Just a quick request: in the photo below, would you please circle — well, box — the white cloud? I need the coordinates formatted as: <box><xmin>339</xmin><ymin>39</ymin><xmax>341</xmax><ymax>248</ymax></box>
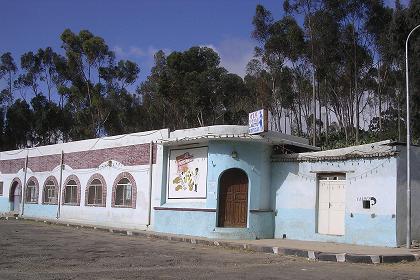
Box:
<box><xmin>113</xmin><ymin>45</ymin><xmax>146</xmax><ymax>58</ymax></box>
<box><xmin>201</xmin><ymin>38</ymin><xmax>255</xmax><ymax>78</ymax></box>
<box><xmin>113</xmin><ymin>40</ymin><xmax>254</xmax><ymax>79</ymax></box>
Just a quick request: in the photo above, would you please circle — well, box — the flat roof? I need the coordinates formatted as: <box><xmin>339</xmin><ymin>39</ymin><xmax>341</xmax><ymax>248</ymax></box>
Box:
<box><xmin>159</xmin><ymin>125</ymin><xmax>318</xmax><ymax>151</ymax></box>
<box><xmin>273</xmin><ymin>140</ymin><xmax>398</xmax><ymax>162</ymax></box>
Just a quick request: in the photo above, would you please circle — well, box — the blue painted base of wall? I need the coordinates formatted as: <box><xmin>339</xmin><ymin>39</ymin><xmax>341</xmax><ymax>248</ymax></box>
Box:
<box><xmin>249</xmin><ymin>212</ymin><xmax>274</xmax><ymax>239</ymax></box>
<box><xmin>275</xmin><ymin>208</ymin><xmax>397</xmax><ymax>247</ymax></box>
<box><xmin>0</xmin><ymin>197</ymin><xmax>9</xmax><ymax>213</ymax></box>
<box><xmin>154</xmin><ymin>210</ymin><xmax>274</xmax><ymax>239</ymax></box>
<box><xmin>154</xmin><ymin>210</ymin><xmax>216</xmax><ymax>237</ymax></box>
<box><xmin>23</xmin><ymin>204</ymin><xmax>58</xmax><ymax>219</ymax></box>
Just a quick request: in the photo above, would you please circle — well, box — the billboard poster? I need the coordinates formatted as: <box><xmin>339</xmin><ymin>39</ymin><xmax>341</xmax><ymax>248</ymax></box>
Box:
<box><xmin>168</xmin><ymin>147</ymin><xmax>208</xmax><ymax>199</ymax></box>
<box><xmin>249</xmin><ymin>109</ymin><xmax>268</xmax><ymax>134</ymax></box>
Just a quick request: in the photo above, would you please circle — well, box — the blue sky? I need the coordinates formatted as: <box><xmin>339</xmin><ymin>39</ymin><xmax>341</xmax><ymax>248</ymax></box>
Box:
<box><xmin>1</xmin><ymin>0</ymin><xmax>407</xmax><ymax>90</ymax></box>
<box><xmin>1</xmin><ymin>0</ymin><xmax>287</xmax><ymax>84</ymax></box>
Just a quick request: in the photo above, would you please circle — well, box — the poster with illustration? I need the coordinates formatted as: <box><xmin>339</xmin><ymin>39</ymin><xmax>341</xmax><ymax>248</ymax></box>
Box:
<box><xmin>168</xmin><ymin>147</ymin><xmax>208</xmax><ymax>199</ymax></box>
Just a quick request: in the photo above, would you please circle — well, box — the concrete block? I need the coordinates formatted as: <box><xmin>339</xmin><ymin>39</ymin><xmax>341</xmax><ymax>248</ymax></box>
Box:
<box><xmin>381</xmin><ymin>254</ymin><xmax>417</xmax><ymax>263</ymax></box>
<box><xmin>345</xmin><ymin>254</ymin><xmax>375</xmax><ymax>264</ymax></box>
<box><xmin>317</xmin><ymin>253</ymin><xmax>339</xmax><ymax>262</ymax></box>
<box><xmin>282</xmin><ymin>248</ymin><xmax>309</xmax><ymax>258</ymax></box>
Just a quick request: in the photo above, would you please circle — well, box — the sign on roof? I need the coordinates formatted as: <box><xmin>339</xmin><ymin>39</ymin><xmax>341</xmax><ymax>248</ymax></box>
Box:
<box><xmin>249</xmin><ymin>109</ymin><xmax>268</xmax><ymax>135</ymax></box>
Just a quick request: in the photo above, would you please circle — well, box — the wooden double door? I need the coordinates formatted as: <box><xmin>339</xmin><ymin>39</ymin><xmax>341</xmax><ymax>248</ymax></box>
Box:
<box><xmin>218</xmin><ymin>169</ymin><xmax>248</xmax><ymax>228</ymax></box>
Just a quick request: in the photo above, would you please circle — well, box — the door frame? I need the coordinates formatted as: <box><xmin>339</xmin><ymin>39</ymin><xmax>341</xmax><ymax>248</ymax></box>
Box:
<box><xmin>9</xmin><ymin>178</ymin><xmax>22</xmax><ymax>212</ymax></box>
<box><xmin>316</xmin><ymin>173</ymin><xmax>346</xmax><ymax>235</ymax></box>
<box><xmin>216</xmin><ymin>168</ymin><xmax>249</xmax><ymax>228</ymax></box>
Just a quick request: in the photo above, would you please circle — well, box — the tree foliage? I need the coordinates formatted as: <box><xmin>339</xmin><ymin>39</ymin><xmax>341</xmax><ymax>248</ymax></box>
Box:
<box><xmin>0</xmin><ymin>1</ymin><xmax>419</xmax><ymax>151</ymax></box>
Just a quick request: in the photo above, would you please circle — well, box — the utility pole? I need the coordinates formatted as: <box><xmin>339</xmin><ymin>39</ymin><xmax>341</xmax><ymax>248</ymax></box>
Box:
<box><xmin>405</xmin><ymin>24</ymin><xmax>420</xmax><ymax>249</ymax></box>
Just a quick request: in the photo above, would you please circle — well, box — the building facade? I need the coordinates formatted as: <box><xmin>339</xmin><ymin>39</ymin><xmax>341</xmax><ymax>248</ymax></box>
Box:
<box><xmin>0</xmin><ymin>125</ymin><xmax>418</xmax><ymax>247</ymax></box>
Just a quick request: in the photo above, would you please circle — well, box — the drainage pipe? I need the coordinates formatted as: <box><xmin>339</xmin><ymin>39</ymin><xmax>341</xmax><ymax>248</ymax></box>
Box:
<box><xmin>147</xmin><ymin>141</ymin><xmax>153</xmax><ymax>227</ymax></box>
<box><xmin>56</xmin><ymin>151</ymin><xmax>64</xmax><ymax>219</ymax></box>
<box><xmin>20</xmin><ymin>154</ymin><xmax>29</xmax><ymax>216</ymax></box>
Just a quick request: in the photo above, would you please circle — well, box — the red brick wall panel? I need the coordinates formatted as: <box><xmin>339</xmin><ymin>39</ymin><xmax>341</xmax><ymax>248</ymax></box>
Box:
<box><xmin>0</xmin><ymin>158</ymin><xmax>25</xmax><ymax>174</ymax></box>
<box><xmin>0</xmin><ymin>143</ymin><xmax>156</xmax><ymax>174</ymax></box>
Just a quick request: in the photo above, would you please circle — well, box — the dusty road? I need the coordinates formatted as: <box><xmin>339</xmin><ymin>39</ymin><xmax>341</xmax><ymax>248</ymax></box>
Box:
<box><xmin>0</xmin><ymin>220</ymin><xmax>419</xmax><ymax>280</ymax></box>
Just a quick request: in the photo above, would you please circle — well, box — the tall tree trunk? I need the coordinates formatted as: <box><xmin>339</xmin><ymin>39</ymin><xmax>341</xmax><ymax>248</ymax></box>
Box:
<box><xmin>318</xmin><ymin>79</ymin><xmax>322</xmax><ymax>144</ymax></box>
<box><xmin>312</xmin><ymin>70</ymin><xmax>316</xmax><ymax>145</ymax></box>
<box><xmin>325</xmin><ymin>79</ymin><xmax>329</xmax><ymax>146</ymax></box>
<box><xmin>353</xmin><ymin>25</ymin><xmax>359</xmax><ymax>144</ymax></box>
<box><xmin>397</xmin><ymin>90</ymin><xmax>401</xmax><ymax>141</ymax></box>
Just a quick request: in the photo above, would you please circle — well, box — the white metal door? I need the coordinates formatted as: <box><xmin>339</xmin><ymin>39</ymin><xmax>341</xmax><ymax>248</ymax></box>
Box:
<box><xmin>318</xmin><ymin>180</ymin><xmax>330</xmax><ymax>234</ymax></box>
<box><xmin>318</xmin><ymin>180</ymin><xmax>345</xmax><ymax>235</ymax></box>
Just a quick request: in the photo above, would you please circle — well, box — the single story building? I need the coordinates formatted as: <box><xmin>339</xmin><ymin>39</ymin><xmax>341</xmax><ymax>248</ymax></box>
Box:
<box><xmin>0</xmin><ymin>125</ymin><xmax>418</xmax><ymax>247</ymax></box>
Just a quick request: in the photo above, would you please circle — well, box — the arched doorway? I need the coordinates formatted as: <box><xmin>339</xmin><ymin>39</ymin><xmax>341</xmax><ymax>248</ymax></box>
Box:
<box><xmin>9</xmin><ymin>181</ymin><xmax>22</xmax><ymax>212</ymax></box>
<box><xmin>218</xmin><ymin>168</ymin><xmax>248</xmax><ymax>228</ymax></box>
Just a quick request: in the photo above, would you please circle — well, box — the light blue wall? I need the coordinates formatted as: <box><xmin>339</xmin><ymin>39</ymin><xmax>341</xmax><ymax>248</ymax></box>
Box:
<box><xmin>24</xmin><ymin>204</ymin><xmax>58</xmax><ymax>219</ymax></box>
<box><xmin>0</xmin><ymin>197</ymin><xmax>9</xmax><ymax>213</ymax></box>
<box><xmin>207</xmin><ymin>141</ymin><xmax>272</xmax><ymax>210</ymax></box>
<box><xmin>154</xmin><ymin>210</ymin><xmax>216</xmax><ymax>237</ymax></box>
<box><xmin>396</xmin><ymin>146</ymin><xmax>420</xmax><ymax>245</ymax></box>
<box><xmin>275</xmin><ymin>208</ymin><xmax>396</xmax><ymax>247</ymax></box>
<box><xmin>272</xmin><ymin>157</ymin><xmax>398</xmax><ymax>247</ymax></box>
<box><xmin>154</xmin><ymin>141</ymin><xmax>274</xmax><ymax>239</ymax></box>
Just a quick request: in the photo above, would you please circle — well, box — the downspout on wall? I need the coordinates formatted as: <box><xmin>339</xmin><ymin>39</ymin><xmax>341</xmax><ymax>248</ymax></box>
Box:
<box><xmin>147</xmin><ymin>141</ymin><xmax>153</xmax><ymax>227</ymax></box>
<box><xmin>56</xmin><ymin>151</ymin><xmax>64</xmax><ymax>219</ymax></box>
<box><xmin>20</xmin><ymin>154</ymin><xmax>28</xmax><ymax>216</ymax></box>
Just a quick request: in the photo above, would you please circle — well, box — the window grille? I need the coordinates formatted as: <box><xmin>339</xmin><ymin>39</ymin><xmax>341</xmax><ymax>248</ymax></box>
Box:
<box><xmin>44</xmin><ymin>180</ymin><xmax>57</xmax><ymax>204</ymax></box>
<box><xmin>64</xmin><ymin>180</ymin><xmax>78</xmax><ymax>205</ymax></box>
<box><xmin>25</xmin><ymin>180</ymin><xmax>37</xmax><ymax>203</ymax></box>
<box><xmin>115</xmin><ymin>178</ymin><xmax>132</xmax><ymax>207</ymax></box>
<box><xmin>87</xmin><ymin>179</ymin><xmax>103</xmax><ymax>206</ymax></box>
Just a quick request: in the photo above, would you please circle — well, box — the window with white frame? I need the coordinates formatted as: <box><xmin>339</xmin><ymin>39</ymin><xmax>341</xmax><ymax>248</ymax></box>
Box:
<box><xmin>87</xmin><ymin>179</ymin><xmax>103</xmax><ymax>206</ymax></box>
<box><xmin>64</xmin><ymin>180</ymin><xmax>78</xmax><ymax>205</ymax></box>
<box><xmin>25</xmin><ymin>180</ymin><xmax>37</xmax><ymax>203</ymax></box>
<box><xmin>115</xmin><ymin>178</ymin><xmax>132</xmax><ymax>207</ymax></box>
<box><xmin>43</xmin><ymin>180</ymin><xmax>57</xmax><ymax>204</ymax></box>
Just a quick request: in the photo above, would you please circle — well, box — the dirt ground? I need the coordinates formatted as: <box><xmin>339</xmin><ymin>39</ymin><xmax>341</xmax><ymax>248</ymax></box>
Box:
<box><xmin>0</xmin><ymin>219</ymin><xmax>419</xmax><ymax>280</ymax></box>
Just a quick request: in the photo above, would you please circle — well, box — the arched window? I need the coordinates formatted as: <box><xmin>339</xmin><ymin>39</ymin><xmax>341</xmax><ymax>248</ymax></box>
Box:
<box><xmin>43</xmin><ymin>176</ymin><xmax>58</xmax><ymax>204</ymax></box>
<box><xmin>87</xmin><ymin>179</ymin><xmax>103</xmax><ymax>206</ymax></box>
<box><xmin>63</xmin><ymin>175</ymin><xmax>81</xmax><ymax>206</ymax></box>
<box><xmin>112</xmin><ymin>172</ymin><xmax>137</xmax><ymax>208</ymax></box>
<box><xmin>85</xmin><ymin>174</ymin><xmax>107</xmax><ymax>207</ymax></box>
<box><xmin>64</xmin><ymin>180</ymin><xmax>78</xmax><ymax>205</ymax></box>
<box><xmin>115</xmin><ymin>178</ymin><xmax>131</xmax><ymax>206</ymax></box>
<box><xmin>25</xmin><ymin>177</ymin><xmax>39</xmax><ymax>204</ymax></box>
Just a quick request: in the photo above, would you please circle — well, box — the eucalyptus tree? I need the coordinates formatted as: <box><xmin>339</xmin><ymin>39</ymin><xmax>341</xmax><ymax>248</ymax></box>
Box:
<box><xmin>99</xmin><ymin>59</ymin><xmax>141</xmax><ymax>135</ymax></box>
<box><xmin>284</xmin><ymin>0</ymin><xmax>322</xmax><ymax>145</ymax></box>
<box><xmin>4</xmin><ymin>99</ymin><xmax>33</xmax><ymax>149</ymax></box>
<box><xmin>59</xmin><ymin>29</ymin><xmax>114</xmax><ymax>139</ymax></box>
<box><xmin>251</xmin><ymin>4</ymin><xmax>306</xmax><ymax>133</ymax></box>
<box><xmin>0</xmin><ymin>52</ymin><xmax>17</xmax><ymax>104</ymax></box>
<box><xmin>140</xmin><ymin>47</ymin><xmax>248</xmax><ymax>130</ymax></box>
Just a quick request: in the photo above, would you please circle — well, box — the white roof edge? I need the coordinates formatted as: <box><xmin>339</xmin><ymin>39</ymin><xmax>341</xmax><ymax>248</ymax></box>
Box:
<box><xmin>161</xmin><ymin>125</ymin><xmax>317</xmax><ymax>150</ymax></box>
<box><xmin>273</xmin><ymin>140</ymin><xmax>396</xmax><ymax>161</ymax></box>
<box><xmin>0</xmin><ymin>128</ymin><xmax>170</xmax><ymax>160</ymax></box>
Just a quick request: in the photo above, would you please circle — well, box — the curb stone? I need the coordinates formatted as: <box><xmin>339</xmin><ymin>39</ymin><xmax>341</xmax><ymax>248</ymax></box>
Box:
<box><xmin>2</xmin><ymin>216</ymin><xmax>418</xmax><ymax>264</ymax></box>
<box><xmin>317</xmin><ymin>252</ymin><xmax>341</xmax><ymax>262</ymax></box>
<box><xmin>345</xmin><ymin>254</ymin><xmax>377</xmax><ymax>264</ymax></box>
<box><xmin>381</xmin><ymin>254</ymin><xmax>417</xmax><ymax>263</ymax></box>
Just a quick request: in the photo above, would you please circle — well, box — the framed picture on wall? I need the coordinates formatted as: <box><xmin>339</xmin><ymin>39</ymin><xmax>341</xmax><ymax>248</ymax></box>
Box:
<box><xmin>168</xmin><ymin>147</ymin><xmax>208</xmax><ymax>199</ymax></box>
